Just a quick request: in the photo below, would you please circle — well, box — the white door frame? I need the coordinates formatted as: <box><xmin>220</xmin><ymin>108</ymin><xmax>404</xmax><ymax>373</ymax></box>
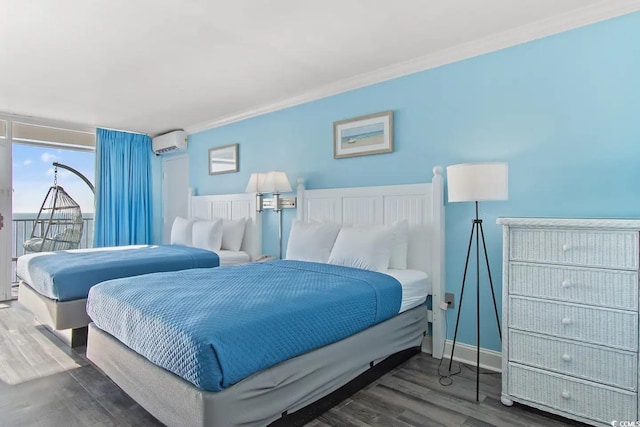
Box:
<box><xmin>0</xmin><ymin>121</ymin><xmax>12</xmax><ymax>301</ymax></box>
<box><xmin>162</xmin><ymin>154</ymin><xmax>189</xmax><ymax>244</ymax></box>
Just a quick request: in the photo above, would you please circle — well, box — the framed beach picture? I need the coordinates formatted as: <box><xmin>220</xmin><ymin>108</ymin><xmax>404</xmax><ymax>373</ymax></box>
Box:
<box><xmin>208</xmin><ymin>143</ymin><xmax>239</xmax><ymax>175</ymax></box>
<box><xmin>333</xmin><ymin>111</ymin><xmax>393</xmax><ymax>159</ymax></box>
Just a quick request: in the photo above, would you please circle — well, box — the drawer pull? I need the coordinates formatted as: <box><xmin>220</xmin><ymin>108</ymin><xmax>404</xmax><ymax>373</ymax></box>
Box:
<box><xmin>561</xmin><ymin>280</ymin><xmax>571</xmax><ymax>288</ymax></box>
<box><xmin>562</xmin><ymin>354</ymin><xmax>572</xmax><ymax>362</ymax></box>
<box><xmin>561</xmin><ymin>317</ymin><xmax>572</xmax><ymax>325</ymax></box>
<box><xmin>561</xmin><ymin>391</ymin><xmax>571</xmax><ymax>400</ymax></box>
<box><xmin>562</xmin><ymin>244</ymin><xmax>571</xmax><ymax>252</ymax></box>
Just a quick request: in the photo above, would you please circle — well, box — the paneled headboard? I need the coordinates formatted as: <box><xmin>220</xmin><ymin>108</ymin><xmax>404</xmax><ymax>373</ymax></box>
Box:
<box><xmin>188</xmin><ymin>189</ymin><xmax>262</xmax><ymax>261</ymax></box>
<box><xmin>296</xmin><ymin>167</ymin><xmax>446</xmax><ymax>358</ymax></box>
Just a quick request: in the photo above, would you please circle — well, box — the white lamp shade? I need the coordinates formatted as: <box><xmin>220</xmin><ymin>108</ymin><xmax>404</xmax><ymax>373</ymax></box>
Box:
<box><xmin>245</xmin><ymin>173</ymin><xmax>266</xmax><ymax>193</ymax></box>
<box><xmin>447</xmin><ymin>162</ymin><xmax>508</xmax><ymax>202</ymax></box>
<box><xmin>263</xmin><ymin>171</ymin><xmax>292</xmax><ymax>193</ymax></box>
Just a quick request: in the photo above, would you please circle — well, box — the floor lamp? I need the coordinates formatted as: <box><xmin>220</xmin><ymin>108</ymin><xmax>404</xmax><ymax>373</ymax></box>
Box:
<box><xmin>446</xmin><ymin>162</ymin><xmax>508</xmax><ymax>402</ymax></box>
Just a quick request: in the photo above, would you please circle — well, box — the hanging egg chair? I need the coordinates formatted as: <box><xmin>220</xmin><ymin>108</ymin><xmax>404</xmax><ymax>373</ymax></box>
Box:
<box><xmin>23</xmin><ymin>166</ymin><xmax>84</xmax><ymax>253</ymax></box>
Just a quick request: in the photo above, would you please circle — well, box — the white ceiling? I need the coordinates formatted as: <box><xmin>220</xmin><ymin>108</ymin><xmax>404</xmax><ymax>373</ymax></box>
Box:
<box><xmin>1</xmin><ymin>0</ymin><xmax>638</xmax><ymax>135</ymax></box>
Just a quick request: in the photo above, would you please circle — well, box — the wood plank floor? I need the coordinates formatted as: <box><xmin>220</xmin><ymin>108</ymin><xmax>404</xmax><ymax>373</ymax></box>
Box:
<box><xmin>0</xmin><ymin>301</ymin><xmax>583</xmax><ymax>427</ymax></box>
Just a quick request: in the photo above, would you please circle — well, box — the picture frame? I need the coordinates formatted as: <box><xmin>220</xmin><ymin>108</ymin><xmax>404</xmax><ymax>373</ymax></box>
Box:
<box><xmin>208</xmin><ymin>143</ymin><xmax>239</xmax><ymax>175</ymax></box>
<box><xmin>333</xmin><ymin>111</ymin><xmax>393</xmax><ymax>159</ymax></box>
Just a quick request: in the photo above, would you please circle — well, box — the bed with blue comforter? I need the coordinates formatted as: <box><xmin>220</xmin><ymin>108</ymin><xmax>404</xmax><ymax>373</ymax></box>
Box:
<box><xmin>17</xmin><ymin>244</ymin><xmax>220</xmax><ymax>302</ymax></box>
<box><xmin>87</xmin><ymin>260</ymin><xmax>402</xmax><ymax>392</ymax></box>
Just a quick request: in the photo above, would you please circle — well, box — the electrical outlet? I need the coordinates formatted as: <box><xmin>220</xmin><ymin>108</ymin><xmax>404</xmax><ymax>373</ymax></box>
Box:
<box><xmin>445</xmin><ymin>292</ymin><xmax>455</xmax><ymax>309</ymax></box>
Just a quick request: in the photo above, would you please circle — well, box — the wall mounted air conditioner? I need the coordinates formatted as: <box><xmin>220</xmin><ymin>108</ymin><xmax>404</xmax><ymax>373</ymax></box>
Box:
<box><xmin>152</xmin><ymin>130</ymin><xmax>187</xmax><ymax>155</ymax></box>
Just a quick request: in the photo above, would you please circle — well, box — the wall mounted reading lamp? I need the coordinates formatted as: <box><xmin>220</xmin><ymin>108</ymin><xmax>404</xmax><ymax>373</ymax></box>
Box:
<box><xmin>245</xmin><ymin>171</ymin><xmax>297</xmax><ymax>258</ymax></box>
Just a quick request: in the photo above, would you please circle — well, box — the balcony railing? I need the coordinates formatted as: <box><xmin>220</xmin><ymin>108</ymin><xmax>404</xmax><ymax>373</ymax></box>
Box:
<box><xmin>11</xmin><ymin>215</ymin><xmax>94</xmax><ymax>283</ymax></box>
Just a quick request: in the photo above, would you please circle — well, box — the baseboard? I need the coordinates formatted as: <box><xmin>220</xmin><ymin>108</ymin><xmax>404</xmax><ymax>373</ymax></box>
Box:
<box><xmin>422</xmin><ymin>338</ymin><xmax>502</xmax><ymax>372</ymax></box>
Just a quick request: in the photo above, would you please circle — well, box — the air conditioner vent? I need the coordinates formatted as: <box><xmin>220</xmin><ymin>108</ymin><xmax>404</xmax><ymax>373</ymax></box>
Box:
<box><xmin>152</xmin><ymin>130</ymin><xmax>187</xmax><ymax>155</ymax></box>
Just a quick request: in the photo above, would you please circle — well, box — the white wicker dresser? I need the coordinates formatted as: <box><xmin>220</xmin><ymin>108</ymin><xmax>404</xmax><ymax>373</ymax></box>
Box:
<box><xmin>497</xmin><ymin>218</ymin><xmax>640</xmax><ymax>426</ymax></box>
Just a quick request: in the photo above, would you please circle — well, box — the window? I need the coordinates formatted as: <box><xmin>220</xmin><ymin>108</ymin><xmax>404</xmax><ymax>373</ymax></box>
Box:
<box><xmin>13</xmin><ymin>144</ymin><xmax>95</xmax><ymax>215</ymax></box>
<box><xmin>12</xmin><ymin>122</ymin><xmax>95</xmax><ymax>151</ymax></box>
<box><xmin>9</xmin><ymin>120</ymin><xmax>95</xmax><ymax>214</ymax></box>
<box><xmin>5</xmin><ymin>117</ymin><xmax>97</xmax><ymax>285</ymax></box>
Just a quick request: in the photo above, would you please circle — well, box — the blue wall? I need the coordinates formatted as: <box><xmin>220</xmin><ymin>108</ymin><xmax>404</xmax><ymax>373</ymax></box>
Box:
<box><xmin>178</xmin><ymin>13</ymin><xmax>640</xmax><ymax>351</ymax></box>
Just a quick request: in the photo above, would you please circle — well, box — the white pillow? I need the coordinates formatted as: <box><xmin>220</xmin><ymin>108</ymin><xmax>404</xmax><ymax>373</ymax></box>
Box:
<box><xmin>221</xmin><ymin>218</ymin><xmax>247</xmax><ymax>251</ymax></box>
<box><xmin>328</xmin><ymin>226</ymin><xmax>394</xmax><ymax>272</ymax></box>
<box><xmin>286</xmin><ymin>220</ymin><xmax>341</xmax><ymax>263</ymax></box>
<box><xmin>192</xmin><ymin>219</ymin><xmax>224</xmax><ymax>251</ymax></box>
<box><xmin>170</xmin><ymin>217</ymin><xmax>195</xmax><ymax>246</ymax></box>
<box><xmin>389</xmin><ymin>220</ymin><xmax>409</xmax><ymax>269</ymax></box>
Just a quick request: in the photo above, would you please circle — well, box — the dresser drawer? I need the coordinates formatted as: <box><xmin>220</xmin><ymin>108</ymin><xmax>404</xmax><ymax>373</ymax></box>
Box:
<box><xmin>509</xmin><ymin>262</ymin><xmax>638</xmax><ymax>311</ymax></box>
<box><xmin>508</xmin><ymin>363</ymin><xmax>637</xmax><ymax>424</ymax></box>
<box><xmin>509</xmin><ymin>296</ymin><xmax>638</xmax><ymax>351</ymax></box>
<box><xmin>509</xmin><ymin>228</ymin><xmax>638</xmax><ymax>269</ymax></box>
<box><xmin>509</xmin><ymin>330</ymin><xmax>637</xmax><ymax>390</ymax></box>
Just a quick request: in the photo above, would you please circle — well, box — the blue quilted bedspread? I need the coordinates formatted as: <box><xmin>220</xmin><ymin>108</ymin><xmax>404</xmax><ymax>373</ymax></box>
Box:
<box><xmin>17</xmin><ymin>245</ymin><xmax>219</xmax><ymax>301</ymax></box>
<box><xmin>87</xmin><ymin>260</ymin><xmax>402</xmax><ymax>392</ymax></box>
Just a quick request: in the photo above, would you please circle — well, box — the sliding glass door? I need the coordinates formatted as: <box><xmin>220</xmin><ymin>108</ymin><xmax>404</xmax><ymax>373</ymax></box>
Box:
<box><xmin>0</xmin><ymin>116</ymin><xmax>96</xmax><ymax>300</ymax></box>
<box><xmin>0</xmin><ymin>120</ymin><xmax>11</xmax><ymax>301</ymax></box>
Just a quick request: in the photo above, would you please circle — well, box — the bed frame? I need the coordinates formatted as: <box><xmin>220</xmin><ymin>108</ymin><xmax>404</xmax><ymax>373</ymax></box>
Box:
<box><xmin>87</xmin><ymin>168</ymin><xmax>446</xmax><ymax>425</ymax></box>
<box><xmin>18</xmin><ymin>190</ymin><xmax>262</xmax><ymax>347</ymax></box>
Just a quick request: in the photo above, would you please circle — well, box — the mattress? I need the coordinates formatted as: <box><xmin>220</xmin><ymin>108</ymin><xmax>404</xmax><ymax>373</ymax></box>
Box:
<box><xmin>16</xmin><ymin>244</ymin><xmax>220</xmax><ymax>301</ymax></box>
<box><xmin>86</xmin><ymin>260</ymin><xmax>402</xmax><ymax>392</ymax></box>
<box><xmin>386</xmin><ymin>269</ymin><xmax>430</xmax><ymax>313</ymax></box>
<box><xmin>216</xmin><ymin>250</ymin><xmax>250</xmax><ymax>266</ymax></box>
<box><xmin>87</xmin><ymin>303</ymin><xmax>427</xmax><ymax>427</ymax></box>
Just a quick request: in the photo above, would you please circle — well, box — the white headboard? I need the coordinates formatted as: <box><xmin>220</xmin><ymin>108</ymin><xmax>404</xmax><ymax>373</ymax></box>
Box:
<box><xmin>296</xmin><ymin>167</ymin><xmax>446</xmax><ymax>358</ymax></box>
<box><xmin>188</xmin><ymin>189</ymin><xmax>262</xmax><ymax>261</ymax></box>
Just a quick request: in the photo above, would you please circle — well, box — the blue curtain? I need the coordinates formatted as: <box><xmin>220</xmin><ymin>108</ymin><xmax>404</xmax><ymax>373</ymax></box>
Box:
<box><xmin>94</xmin><ymin>128</ymin><xmax>152</xmax><ymax>247</ymax></box>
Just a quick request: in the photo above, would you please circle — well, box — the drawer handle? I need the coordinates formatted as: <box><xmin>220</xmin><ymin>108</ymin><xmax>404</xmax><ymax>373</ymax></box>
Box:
<box><xmin>562</xmin><ymin>244</ymin><xmax>571</xmax><ymax>252</ymax></box>
<box><xmin>561</xmin><ymin>280</ymin><xmax>571</xmax><ymax>289</ymax></box>
<box><xmin>561</xmin><ymin>317</ymin><xmax>572</xmax><ymax>325</ymax></box>
<box><xmin>562</xmin><ymin>354</ymin><xmax>572</xmax><ymax>362</ymax></box>
<box><xmin>561</xmin><ymin>391</ymin><xmax>571</xmax><ymax>400</ymax></box>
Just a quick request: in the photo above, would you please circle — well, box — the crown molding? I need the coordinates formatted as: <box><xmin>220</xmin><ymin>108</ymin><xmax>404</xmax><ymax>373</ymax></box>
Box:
<box><xmin>186</xmin><ymin>1</ymin><xmax>640</xmax><ymax>135</ymax></box>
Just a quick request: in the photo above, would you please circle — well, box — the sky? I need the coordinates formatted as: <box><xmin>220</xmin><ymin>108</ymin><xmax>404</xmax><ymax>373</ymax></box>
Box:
<box><xmin>12</xmin><ymin>144</ymin><xmax>95</xmax><ymax>214</ymax></box>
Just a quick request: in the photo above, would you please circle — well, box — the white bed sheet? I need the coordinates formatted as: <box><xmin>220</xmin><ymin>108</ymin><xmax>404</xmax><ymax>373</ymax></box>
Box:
<box><xmin>385</xmin><ymin>269</ymin><xmax>430</xmax><ymax>313</ymax></box>
<box><xmin>217</xmin><ymin>250</ymin><xmax>251</xmax><ymax>266</ymax></box>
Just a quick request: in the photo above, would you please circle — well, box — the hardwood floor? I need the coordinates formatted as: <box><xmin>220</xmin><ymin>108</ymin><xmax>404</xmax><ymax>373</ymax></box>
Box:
<box><xmin>0</xmin><ymin>301</ymin><xmax>583</xmax><ymax>427</ymax></box>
